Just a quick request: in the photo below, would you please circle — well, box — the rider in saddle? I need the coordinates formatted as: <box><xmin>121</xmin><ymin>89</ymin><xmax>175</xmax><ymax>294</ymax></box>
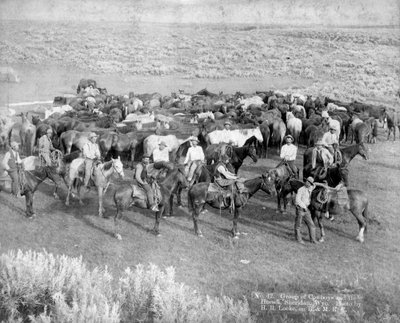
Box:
<box><xmin>321</xmin><ymin>127</ymin><xmax>342</xmax><ymax>167</ymax></box>
<box><xmin>135</xmin><ymin>154</ymin><xmax>159</xmax><ymax>212</ymax></box>
<box><xmin>38</xmin><ymin>128</ymin><xmax>55</xmax><ymax>166</ymax></box>
<box><xmin>184</xmin><ymin>137</ymin><xmax>205</xmax><ymax>186</ymax></box>
<box><xmin>82</xmin><ymin>132</ymin><xmax>101</xmax><ymax>192</ymax></box>
<box><xmin>277</xmin><ymin>135</ymin><xmax>298</xmax><ymax>178</ymax></box>
<box><xmin>312</xmin><ymin>140</ymin><xmax>333</xmax><ymax>171</ymax></box>
<box><xmin>1</xmin><ymin>141</ymin><xmax>24</xmax><ymax>198</ymax></box>
<box><xmin>219</xmin><ymin>121</ymin><xmax>234</xmax><ymax>158</ymax></box>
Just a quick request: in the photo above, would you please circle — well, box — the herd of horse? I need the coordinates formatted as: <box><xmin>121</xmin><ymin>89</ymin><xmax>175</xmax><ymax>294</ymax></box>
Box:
<box><xmin>0</xmin><ymin>81</ymin><xmax>396</xmax><ymax>243</ymax></box>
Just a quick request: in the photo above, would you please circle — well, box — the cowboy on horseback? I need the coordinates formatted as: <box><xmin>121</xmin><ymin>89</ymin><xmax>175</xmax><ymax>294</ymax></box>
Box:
<box><xmin>277</xmin><ymin>135</ymin><xmax>298</xmax><ymax>178</ymax></box>
<box><xmin>152</xmin><ymin>141</ymin><xmax>174</xmax><ymax>173</ymax></box>
<box><xmin>1</xmin><ymin>141</ymin><xmax>24</xmax><ymax>198</ymax></box>
<box><xmin>82</xmin><ymin>132</ymin><xmax>101</xmax><ymax>192</ymax></box>
<box><xmin>135</xmin><ymin>154</ymin><xmax>159</xmax><ymax>212</ymax></box>
<box><xmin>184</xmin><ymin>137</ymin><xmax>205</xmax><ymax>186</ymax></box>
<box><xmin>38</xmin><ymin>128</ymin><xmax>55</xmax><ymax>166</ymax></box>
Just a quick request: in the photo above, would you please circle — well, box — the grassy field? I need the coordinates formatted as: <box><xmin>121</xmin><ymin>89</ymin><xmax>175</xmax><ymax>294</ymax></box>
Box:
<box><xmin>0</xmin><ymin>21</ymin><xmax>399</xmax><ymax>105</ymax></box>
<box><xmin>1</xmin><ymin>21</ymin><xmax>400</xmax><ymax>321</ymax></box>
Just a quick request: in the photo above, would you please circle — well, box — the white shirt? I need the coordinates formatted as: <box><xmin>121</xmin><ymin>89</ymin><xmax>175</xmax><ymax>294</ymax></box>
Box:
<box><xmin>2</xmin><ymin>150</ymin><xmax>22</xmax><ymax>170</ymax></box>
<box><xmin>152</xmin><ymin>148</ymin><xmax>169</xmax><ymax>162</ymax></box>
<box><xmin>82</xmin><ymin>142</ymin><xmax>101</xmax><ymax>160</ymax></box>
<box><xmin>184</xmin><ymin>146</ymin><xmax>205</xmax><ymax>164</ymax></box>
<box><xmin>280</xmin><ymin>144</ymin><xmax>297</xmax><ymax>161</ymax></box>
<box><xmin>296</xmin><ymin>185</ymin><xmax>315</xmax><ymax>210</ymax></box>
<box><xmin>321</xmin><ymin>132</ymin><xmax>338</xmax><ymax>147</ymax></box>
<box><xmin>217</xmin><ymin>164</ymin><xmax>237</xmax><ymax>180</ymax></box>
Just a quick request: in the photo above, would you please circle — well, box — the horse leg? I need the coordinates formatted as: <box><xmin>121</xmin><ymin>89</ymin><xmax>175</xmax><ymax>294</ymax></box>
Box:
<box><xmin>314</xmin><ymin>212</ymin><xmax>325</xmax><ymax>242</ymax></box>
<box><xmin>153</xmin><ymin>206</ymin><xmax>163</xmax><ymax>236</ymax></box>
<box><xmin>98</xmin><ymin>186</ymin><xmax>104</xmax><ymax>217</ymax></box>
<box><xmin>192</xmin><ymin>205</ymin><xmax>203</xmax><ymax>237</ymax></box>
<box><xmin>114</xmin><ymin>206</ymin><xmax>123</xmax><ymax>240</ymax></box>
<box><xmin>167</xmin><ymin>194</ymin><xmax>174</xmax><ymax>217</ymax></box>
<box><xmin>176</xmin><ymin>186</ymin><xmax>183</xmax><ymax>207</ymax></box>
<box><xmin>65</xmin><ymin>185</ymin><xmax>72</xmax><ymax>206</ymax></box>
<box><xmin>276</xmin><ymin>189</ymin><xmax>282</xmax><ymax>213</ymax></box>
<box><xmin>355</xmin><ymin>203</ymin><xmax>368</xmax><ymax>243</ymax></box>
<box><xmin>25</xmin><ymin>191</ymin><xmax>35</xmax><ymax>218</ymax></box>
<box><xmin>232</xmin><ymin>207</ymin><xmax>241</xmax><ymax>239</ymax></box>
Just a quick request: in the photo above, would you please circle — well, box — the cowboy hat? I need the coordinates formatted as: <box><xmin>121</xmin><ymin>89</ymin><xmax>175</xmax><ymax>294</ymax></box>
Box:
<box><xmin>321</xmin><ymin>111</ymin><xmax>329</xmax><ymax>118</ymax></box>
<box><xmin>46</xmin><ymin>128</ymin><xmax>53</xmax><ymax>133</ymax></box>
<box><xmin>89</xmin><ymin>132</ymin><xmax>98</xmax><ymax>138</ymax></box>
<box><xmin>285</xmin><ymin>135</ymin><xmax>294</xmax><ymax>141</ymax></box>
<box><xmin>224</xmin><ymin>121</ymin><xmax>232</xmax><ymax>126</ymax></box>
<box><xmin>142</xmin><ymin>154</ymin><xmax>150</xmax><ymax>159</ymax></box>
<box><xmin>10</xmin><ymin>141</ymin><xmax>19</xmax><ymax>148</ymax></box>
<box><xmin>316</xmin><ymin>139</ymin><xmax>324</xmax><ymax>145</ymax></box>
<box><xmin>190</xmin><ymin>137</ymin><xmax>199</xmax><ymax>143</ymax></box>
<box><xmin>329</xmin><ymin>126</ymin><xmax>336</xmax><ymax>131</ymax></box>
<box><xmin>306</xmin><ymin>176</ymin><xmax>314</xmax><ymax>184</ymax></box>
<box><xmin>158</xmin><ymin>141</ymin><xmax>167</xmax><ymax>147</ymax></box>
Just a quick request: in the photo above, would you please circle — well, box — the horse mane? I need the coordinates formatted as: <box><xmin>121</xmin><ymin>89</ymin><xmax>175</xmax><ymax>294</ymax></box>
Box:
<box><xmin>103</xmin><ymin>160</ymin><xmax>113</xmax><ymax>171</ymax></box>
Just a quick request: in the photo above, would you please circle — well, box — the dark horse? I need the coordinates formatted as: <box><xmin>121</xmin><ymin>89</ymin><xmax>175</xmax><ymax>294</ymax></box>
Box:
<box><xmin>169</xmin><ymin>162</ymin><xmax>235</xmax><ymax>216</ymax></box>
<box><xmin>187</xmin><ymin>174</ymin><xmax>275</xmax><ymax>238</ymax></box>
<box><xmin>310</xmin><ymin>185</ymin><xmax>369</xmax><ymax>243</ymax></box>
<box><xmin>303</xmin><ymin>143</ymin><xmax>369</xmax><ymax>187</ymax></box>
<box><xmin>205</xmin><ymin>136</ymin><xmax>258</xmax><ymax>174</ymax></box>
<box><xmin>265</xmin><ymin>163</ymin><xmax>298</xmax><ymax>214</ymax></box>
<box><xmin>113</xmin><ymin>166</ymin><xmax>189</xmax><ymax>239</ymax></box>
<box><xmin>0</xmin><ymin>165</ymin><xmax>62</xmax><ymax>218</ymax></box>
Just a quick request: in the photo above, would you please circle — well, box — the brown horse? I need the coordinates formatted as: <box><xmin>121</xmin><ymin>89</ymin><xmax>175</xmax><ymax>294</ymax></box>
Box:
<box><xmin>187</xmin><ymin>174</ymin><xmax>275</xmax><ymax>238</ymax></box>
<box><xmin>309</xmin><ymin>185</ymin><xmax>369</xmax><ymax>243</ymax></box>
<box><xmin>59</xmin><ymin>130</ymin><xmax>92</xmax><ymax>154</ymax></box>
<box><xmin>303</xmin><ymin>143</ymin><xmax>369</xmax><ymax>186</ymax></box>
<box><xmin>19</xmin><ymin>113</ymin><xmax>36</xmax><ymax>156</ymax></box>
<box><xmin>113</xmin><ymin>166</ymin><xmax>188</xmax><ymax>239</ymax></box>
<box><xmin>379</xmin><ymin>109</ymin><xmax>399</xmax><ymax>141</ymax></box>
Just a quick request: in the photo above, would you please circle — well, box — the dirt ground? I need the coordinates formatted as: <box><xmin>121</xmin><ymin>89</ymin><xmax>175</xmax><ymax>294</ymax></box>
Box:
<box><xmin>1</xmin><ymin>67</ymin><xmax>400</xmax><ymax>320</ymax></box>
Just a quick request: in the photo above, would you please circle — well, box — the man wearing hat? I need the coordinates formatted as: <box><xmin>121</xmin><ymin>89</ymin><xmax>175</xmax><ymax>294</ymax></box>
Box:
<box><xmin>312</xmin><ymin>139</ymin><xmax>333</xmax><ymax>169</ymax></box>
<box><xmin>135</xmin><ymin>154</ymin><xmax>159</xmax><ymax>211</ymax></box>
<box><xmin>321</xmin><ymin>110</ymin><xmax>341</xmax><ymax>140</ymax></box>
<box><xmin>38</xmin><ymin>128</ymin><xmax>55</xmax><ymax>166</ymax></box>
<box><xmin>1</xmin><ymin>141</ymin><xmax>23</xmax><ymax>197</ymax></box>
<box><xmin>152</xmin><ymin>141</ymin><xmax>174</xmax><ymax>172</ymax></box>
<box><xmin>294</xmin><ymin>176</ymin><xmax>318</xmax><ymax>244</ymax></box>
<box><xmin>184</xmin><ymin>137</ymin><xmax>205</xmax><ymax>184</ymax></box>
<box><xmin>277</xmin><ymin>134</ymin><xmax>298</xmax><ymax>178</ymax></box>
<box><xmin>82</xmin><ymin>132</ymin><xmax>101</xmax><ymax>191</ymax></box>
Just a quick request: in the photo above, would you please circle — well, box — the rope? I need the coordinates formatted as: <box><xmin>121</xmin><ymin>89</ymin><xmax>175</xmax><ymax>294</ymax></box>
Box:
<box><xmin>316</xmin><ymin>189</ymin><xmax>329</xmax><ymax>204</ymax></box>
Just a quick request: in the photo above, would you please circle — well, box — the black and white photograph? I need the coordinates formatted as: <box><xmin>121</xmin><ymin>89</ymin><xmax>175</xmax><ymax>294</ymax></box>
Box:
<box><xmin>0</xmin><ymin>0</ymin><xmax>399</xmax><ymax>322</ymax></box>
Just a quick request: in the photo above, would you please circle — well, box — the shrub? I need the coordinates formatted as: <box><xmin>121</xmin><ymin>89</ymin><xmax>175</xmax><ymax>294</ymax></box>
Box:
<box><xmin>0</xmin><ymin>249</ymin><xmax>252</xmax><ymax>323</ymax></box>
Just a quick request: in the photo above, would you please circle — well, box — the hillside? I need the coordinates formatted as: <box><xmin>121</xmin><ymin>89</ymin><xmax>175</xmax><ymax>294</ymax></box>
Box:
<box><xmin>0</xmin><ymin>0</ymin><xmax>399</xmax><ymax>26</ymax></box>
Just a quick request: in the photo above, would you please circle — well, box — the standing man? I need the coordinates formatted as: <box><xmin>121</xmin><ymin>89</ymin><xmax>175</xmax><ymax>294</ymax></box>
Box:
<box><xmin>38</xmin><ymin>128</ymin><xmax>55</xmax><ymax>166</ymax></box>
<box><xmin>82</xmin><ymin>132</ymin><xmax>101</xmax><ymax>191</ymax></box>
<box><xmin>184</xmin><ymin>137</ymin><xmax>205</xmax><ymax>183</ymax></box>
<box><xmin>152</xmin><ymin>141</ymin><xmax>174</xmax><ymax>172</ymax></box>
<box><xmin>1</xmin><ymin>141</ymin><xmax>23</xmax><ymax>198</ymax></box>
<box><xmin>294</xmin><ymin>176</ymin><xmax>318</xmax><ymax>244</ymax></box>
<box><xmin>277</xmin><ymin>135</ymin><xmax>298</xmax><ymax>178</ymax></box>
<box><xmin>135</xmin><ymin>154</ymin><xmax>159</xmax><ymax>211</ymax></box>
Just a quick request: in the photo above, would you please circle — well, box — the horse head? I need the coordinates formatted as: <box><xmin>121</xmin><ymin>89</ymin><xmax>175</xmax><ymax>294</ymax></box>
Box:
<box><xmin>358</xmin><ymin>143</ymin><xmax>369</xmax><ymax>160</ymax></box>
<box><xmin>261</xmin><ymin>172</ymin><xmax>276</xmax><ymax>196</ymax></box>
<box><xmin>248</xmin><ymin>144</ymin><xmax>258</xmax><ymax>163</ymax></box>
<box><xmin>112</xmin><ymin>157</ymin><xmax>125</xmax><ymax>178</ymax></box>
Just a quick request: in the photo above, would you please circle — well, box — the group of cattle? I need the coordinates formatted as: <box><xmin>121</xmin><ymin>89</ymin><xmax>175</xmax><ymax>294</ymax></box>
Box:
<box><xmin>0</xmin><ymin>78</ymin><xmax>399</xmax><ymax>172</ymax></box>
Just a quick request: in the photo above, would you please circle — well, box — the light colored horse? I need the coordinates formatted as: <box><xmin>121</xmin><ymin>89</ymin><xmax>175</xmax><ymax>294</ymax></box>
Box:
<box><xmin>143</xmin><ymin>134</ymin><xmax>191</xmax><ymax>157</ymax></box>
<box><xmin>0</xmin><ymin>115</ymin><xmax>14</xmax><ymax>149</ymax></box>
<box><xmin>65</xmin><ymin>157</ymin><xmax>124</xmax><ymax>217</ymax></box>
<box><xmin>44</xmin><ymin>105</ymin><xmax>73</xmax><ymax>119</ymax></box>
<box><xmin>286</xmin><ymin>111</ymin><xmax>302</xmax><ymax>144</ymax></box>
<box><xmin>19</xmin><ymin>112</ymin><xmax>36</xmax><ymax>156</ymax></box>
<box><xmin>196</xmin><ymin>111</ymin><xmax>215</xmax><ymax>120</ymax></box>
<box><xmin>59</xmin><ymin>130</ymin><xmax>91</xmax><ymax>154</ymax></box>
<box><xmin>206</xmin><ymin>128</ymin><xmax>263</xmax><ymax>147</ymax></box>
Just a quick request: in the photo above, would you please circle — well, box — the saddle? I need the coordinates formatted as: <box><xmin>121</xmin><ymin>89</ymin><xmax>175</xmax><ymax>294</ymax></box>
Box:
<box><xmin>131</xmin><ymin>181</ymin><xmax>162</xmax><ymax>205</ymax></box>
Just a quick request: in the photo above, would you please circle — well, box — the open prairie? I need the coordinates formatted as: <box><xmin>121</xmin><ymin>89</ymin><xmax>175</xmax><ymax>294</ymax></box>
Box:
<box><xmin>0</xmin><ymin>20</ymin><xmax>400</xmax><ymax>322</ymax></box>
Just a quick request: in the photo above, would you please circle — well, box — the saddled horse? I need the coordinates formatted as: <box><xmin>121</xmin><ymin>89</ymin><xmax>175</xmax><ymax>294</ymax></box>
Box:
<box><xmin>309</xmin><ymin>184</ymin><xmax>369</xmax><ymax>243</ymax></box>
<box><xmin>187</xmin><ymin>173</ymin><xmax>275</xmax><ymax>238</ymax></box>
<box><xmin>65</xmin><ymin>157</ymin><xmax>124</xmax><ymax>217</ymax></box>
<box><xmin>205</xmin><ymin>136</ymin><xmax>258</xmax><ymax>173</ymax></box>
<box><xmin>113</xmin><ymin>166</ymin><xmax>188</xmax><ymax>239</ymax></box>
<box><xmin>266</xmin><ymin>163</ymin><xmax>299</xmax><ymax>214</ymax></box>
<box><xmin>0</xmin><ymin>163</ymin><xmax>63</xmax><ymax>218</ymax></box>
<box><xmin>303</xmin><ymin>143</ymin><xmax>369</xmax><ymax>186</ymax></box>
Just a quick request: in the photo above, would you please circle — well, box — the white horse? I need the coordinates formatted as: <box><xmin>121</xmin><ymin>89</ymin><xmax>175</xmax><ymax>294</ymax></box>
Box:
<box><xmin>143</xmin><ymin>134</ymin><xmax>192</xmax><ymax>157</ymax></box>
<box><xmin>44</xmin><ymin>105</ymin><xmax>73</xmax><ymax>119</ymax></box>
<box><xmin>286</xmin><ymin>111</ymin><xmax>302</xmax><ymax>145</ymax></box>
<box><xmin>65</xmin><ymin>157</ymin><xmax>124</xmax><ymax>217</ymax></box>
<box><xmin>207</xmin><ymin>128</ymin><xmax>263</xmax><ymax>147</ymax></box>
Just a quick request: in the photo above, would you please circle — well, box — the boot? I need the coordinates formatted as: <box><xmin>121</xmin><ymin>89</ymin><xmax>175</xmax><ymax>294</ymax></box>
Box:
<box><xmin>151</xmin><ymin>204</ymin><xmax>159</xmax><ymax>212</ymax></box>
<box><xmin>295</xmin><ymin>228</ymin><xmax>304</xmax><ymax>244</ymax></box>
